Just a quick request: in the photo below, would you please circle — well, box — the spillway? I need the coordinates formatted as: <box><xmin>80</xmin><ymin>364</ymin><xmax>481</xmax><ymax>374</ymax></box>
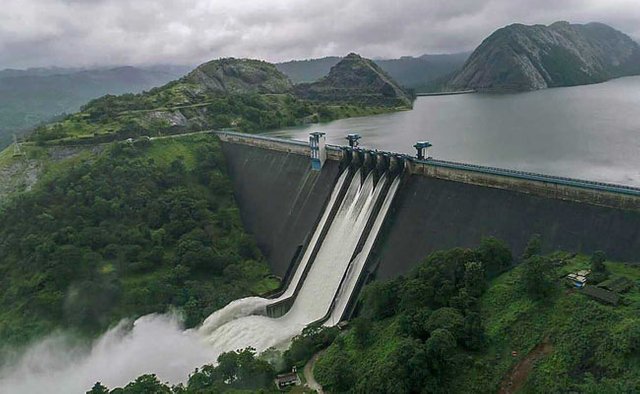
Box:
<box><xmin>197</xmin><ymin>165</ymin><xmax>400</xmax><ymax>356</ymax></box>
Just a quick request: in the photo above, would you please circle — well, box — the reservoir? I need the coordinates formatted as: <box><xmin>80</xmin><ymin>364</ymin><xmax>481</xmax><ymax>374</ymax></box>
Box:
<box><xmin>266</xmin><ymin>76</ymin><xmax>640</xmax><ymax>187</ymax></box>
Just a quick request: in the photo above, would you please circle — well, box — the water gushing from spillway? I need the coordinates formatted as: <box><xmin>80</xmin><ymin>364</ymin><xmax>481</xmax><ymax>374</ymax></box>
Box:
<box><xmin>198</xmin><ymin>168</ymin><xmax>393</xmax><ymax>354</ymax></box>
<box><xmin>0</xmin><ymin>166</ymin><xmax>401</xmax><ymax>393</ymax></box>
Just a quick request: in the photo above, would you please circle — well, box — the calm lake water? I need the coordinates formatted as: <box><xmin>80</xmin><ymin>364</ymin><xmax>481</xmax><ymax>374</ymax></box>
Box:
<box><xmin>266</xmin><ymin>76</ymin><xmax>640</xmax><ymax>187</ymax></box>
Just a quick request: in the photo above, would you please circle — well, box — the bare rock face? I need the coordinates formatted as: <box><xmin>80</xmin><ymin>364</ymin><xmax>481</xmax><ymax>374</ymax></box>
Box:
<box><xmin>448</xmin><ymin>21</ymin><xmax>640</xmax><ymax>92</ymax></box>
<box><xmin>186</xmin><ymin>58</ymin><xmax>293</xmax><ymax>95</ymax></box>
<box><xmin>295</xmin><ymin>53</ymin><xmax>413</xmax><ymax>107</ymax></box>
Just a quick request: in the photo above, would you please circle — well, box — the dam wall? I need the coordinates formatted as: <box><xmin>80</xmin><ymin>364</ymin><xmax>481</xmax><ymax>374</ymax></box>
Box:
<box><xmin>217</xmin><ymin>132</ymin><xmax>640</xmax><ymax>281</ymax></box>
<box><xmin>220</xmin><ymin>141</ymin><xmax>340</xmax><ymax>277</ymax></box>
<box><xmin>374</xmin><ymin>175</ymin><xmax>640</xmax><ymax>279</ymax></box>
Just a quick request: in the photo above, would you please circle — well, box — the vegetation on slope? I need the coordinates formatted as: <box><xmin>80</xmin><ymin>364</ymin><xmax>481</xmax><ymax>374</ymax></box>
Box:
<box><xmin>0</xmin><ymin>66</ymin><xmax>189</xmax><ymax>150</ymax></box>
<box><xmin>314</xmin><ymin>238</ymin><xmax>640</xmax><ymax>393</ymax></box>
<box><xmin>29</xmin><ymin>56</ymin><xmax>409</xmax><ymax>145</ymax></box>
<box><xmin>91</xmin><ymin>236</ymin><xmax>640</xmax><ymax>393</ymax></box>
<box><xmin>0</xmin><ymin>135</ymin><xmax>278</xmax><ymax>348</ymax></box>
<box><xmin>295</xmin><ymin>53</ymin><xmax>414</xmax><ymax>107</ymax></box>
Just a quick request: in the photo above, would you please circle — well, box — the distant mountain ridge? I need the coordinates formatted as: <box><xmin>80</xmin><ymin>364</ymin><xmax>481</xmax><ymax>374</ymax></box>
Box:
<box><xmin>0</xmin><ymin>65</ymin><xmax>191</xmax><ymax>149</ymax></box>
<box><xmin>276</xmin><ymin>53</ymin><xmax>469</xmax><ymax>90</ymax></box>
<box><xmin>448</xmin><ymin>21</ymin><xmax>640</xmax><ymax>92</ymax></box>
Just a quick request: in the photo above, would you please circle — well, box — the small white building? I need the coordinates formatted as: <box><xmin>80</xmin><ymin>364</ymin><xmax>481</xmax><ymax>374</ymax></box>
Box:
<box><xmin>567</xmin><ymin>269</ymin><xmax>591</xmax><ymax>288</ymax></box>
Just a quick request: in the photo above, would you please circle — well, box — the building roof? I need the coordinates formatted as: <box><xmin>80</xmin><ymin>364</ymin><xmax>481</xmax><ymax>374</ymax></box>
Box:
<box><xmin>567</xmin><ymin>273</ymin><xmax>587</xmax><ymax>283</ymax></box>
<box><xmin>275</xmin><ymin>372</ymin><xmax>299</xmax><ymax>383</ymax></box>
<box><xmin>598</xmin><ymin>276</ymin><xmax>634</xmax><ymax>293</ymax></box>
<box><xmin>581</xmin><ymin>285</ymin><xmax>620</xmax><ymax>305</ymax></box>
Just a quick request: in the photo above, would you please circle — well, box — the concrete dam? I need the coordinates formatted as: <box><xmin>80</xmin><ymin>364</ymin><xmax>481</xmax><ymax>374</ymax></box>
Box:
<box><xmin>196</xmin><ymin>134</ymin><xmax>401</xmax><ymax>353</ymax></box>
<box><xmin>219</xmin><ymin>131</ymin><xmax>640</xmax><ymax>282</ymax></box>
<box><xmin>193</xmin><ymin>130</ymin><xmax>640</xmax><ymax>354</ymax></box>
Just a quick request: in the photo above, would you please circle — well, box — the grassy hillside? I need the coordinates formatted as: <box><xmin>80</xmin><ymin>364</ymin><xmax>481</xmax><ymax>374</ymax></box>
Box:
<box><xmin>314</xmin><ymin>243</ymin><xmax>640</xmax><ymax>393</ymax></box>
<box><xmin>0</xmin><ymin>134</ymin><xmax>278</xmax><ymax>348</ymax></box>
<box><xmin>0</xmin><ymin>66</ymin><xmax>190</xmax><ymax>150</ymax></box>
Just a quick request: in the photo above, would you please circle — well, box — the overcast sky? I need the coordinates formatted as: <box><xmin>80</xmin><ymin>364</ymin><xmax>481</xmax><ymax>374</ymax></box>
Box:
<box><xmin>1</xmin><ymin>0</ymin><xmax>639</xmax><ymax>69</ymax></box>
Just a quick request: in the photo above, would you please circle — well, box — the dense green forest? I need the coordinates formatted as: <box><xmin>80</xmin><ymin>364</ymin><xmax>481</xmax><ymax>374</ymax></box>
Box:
<box><xmin>104</xmin><ymin>237</ymin><xmax>640</xmax><ymax>393</ymax></box>
<box><xmin>0</xmin><ymin>135</ymin><xmax>278</xmax><ymax>347</ymax></box>
<box><xmin>314</xmin><ymin>239</ymin><xmax>640</xmax><ymax>393</ymax></box>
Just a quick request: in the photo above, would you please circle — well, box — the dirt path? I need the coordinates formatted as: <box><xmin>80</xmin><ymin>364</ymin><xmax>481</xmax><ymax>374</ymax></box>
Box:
<box><xmin>304</xmin><ymin>350</ymin><xmax>326</xmax><ymax>394</ymax></box>
<box><xmin>499</xmin><ymin>340</ymin><xmax>554</xmax><ymax>394</ymax></box>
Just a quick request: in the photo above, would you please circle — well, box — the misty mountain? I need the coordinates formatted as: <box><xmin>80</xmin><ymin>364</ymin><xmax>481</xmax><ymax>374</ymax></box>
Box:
<box><xmin>0</xmin><ymin>65</ymin><xmax>191</xmax><ymax>149</ymax></box>
<box><xmin>448</xmin><ymin>21</ymin><xmax>640</xmax><ymax>92</ymax></box>
<box><xmin>276</xmin><ymin>53</ymin><xmax>469</xmax><ymax>90</ymax></box>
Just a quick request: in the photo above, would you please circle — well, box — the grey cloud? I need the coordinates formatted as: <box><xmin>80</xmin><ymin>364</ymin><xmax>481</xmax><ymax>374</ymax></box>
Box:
<box><xmin>0</xmin><ymin>0</ymin><xmax>638</xmax><ymax>69</ymax></box>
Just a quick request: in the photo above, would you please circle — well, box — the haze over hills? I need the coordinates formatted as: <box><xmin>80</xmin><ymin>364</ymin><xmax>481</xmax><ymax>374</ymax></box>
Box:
<box><xmin>448</xmin><ymin>21</ymin><xmax>640</xmax><ymax>92</ymax></box>
<box><xmin>0</xmin><ymin>65</ymin><xmax>191</xmax><ymax>149</ymax></box>
<box><xmin>276</xmin><ymin>52</ymin><xmax>469</xmax><ymax>90</ymax></box>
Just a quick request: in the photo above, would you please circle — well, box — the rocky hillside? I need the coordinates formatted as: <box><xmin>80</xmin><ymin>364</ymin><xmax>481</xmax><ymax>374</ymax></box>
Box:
<box><xmin>186</xmin><ymin>58</ymin><xmax>292</xmax><ymax>94</ymax></box>
<box><xmin>448</xmin><ymin>21</ymin><xmax>640</xmax><ymax>92</ymax></box>
<box><xmin>295</xmin><ymin>53</ymin><xmax>414</xmax><ymax>107</ymax></box>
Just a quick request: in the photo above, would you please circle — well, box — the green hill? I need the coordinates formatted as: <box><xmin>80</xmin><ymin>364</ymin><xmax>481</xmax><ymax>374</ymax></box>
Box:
<box><xmin>0</xmin><ymin>54</ymin><xmax>413</xmax><ymax>349</ymax></box>
<box><xmin>27</xmin><ymin>56</ymin><xmax>407</xmax><ymax>145</ymax></box>
<box><xmin>294</xmin><ymin>53</ymin><xmax>414</xmax><ymax>107</ymax></box>
<box><xmin>0</xmin><ymin>134</ymin><xmax>278</xmax><ymax>347</ymax></box>
<box><xmin>314</xmin><ymin>244</ymin><xmax>640</xmax><ymax>393</ymax></box>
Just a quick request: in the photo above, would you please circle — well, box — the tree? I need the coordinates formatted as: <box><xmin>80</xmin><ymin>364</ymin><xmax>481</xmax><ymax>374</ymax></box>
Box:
<box><xmin>425</xmin><ymin>329</ymin><xmax>457</xmax><ymax>376</ymax></box>
<box><xmin>464</xmin><ymin>261</ymin><xmax>487</xmax><ymax>298</ymax></box>
<box><xmin>212</xmin><ymin>348</ymin><xmax>275</xmax><ymax>390</ymax></box>
<box><xmin>476</xmin><ymin>237</ymin><xmax>512</xmax><ymax>278</ymax></box>
<box><xmin>521</xmin><ymin>255</ymin><xmax>556</xmax><ymax>300</ymax></box>
<box><xmin>351</xmin><ymin>317</ymin><xmax>372</xmax><ymax>347</ymax></box>
<box><xmin>284</xmin><ymin>326</ymin><xmax>339</xmax><ymax>368</ymax></box>
<box><xmin>590</xmin><ymin>250</ymin><xmax>609</xmax><ymax>283</ymax></box>
<box><xmin>522</xmin><ymin>234</ymin><xmax>542</xmax><ymax>260</ymax></box>
<box><xmin>425</xmin><ymin>307</ymin><xmax>465</xmax><ymax>341</ymax></box>
<box><xmin>361</xmin><ymin>279</ymin><xmax>399</xmax><ymax>320</ymax></box>
<box><xmin>86</xmin><ymin>382</ymin><xmax>109</xmax><ymax>394</ymax></box>
<box><xmin>122</xmin><ymin>374</ymin><xmax>172</xmax><ymax>393</ymax></box>
<box><xmin>397</xmin><ymin>307</ymin><xmax>432</xmax><ymax>340</ymax></box>
<box><xmin>591</xmin><ymin>250</ymin><xmax>607</xmax><ymax>273</ymax></box>
<box><xmin>318</xmin><ymin>352</ymin><xmax>355</xmax><ymax>393</ymax></box>
<box><xmin>462</xmin><ymin>312</ymin><xmax>485</xmax><ymax>350</ymax></box>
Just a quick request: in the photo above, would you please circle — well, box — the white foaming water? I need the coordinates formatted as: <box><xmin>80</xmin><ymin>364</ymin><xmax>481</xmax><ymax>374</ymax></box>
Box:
<box><xmin>200</xmin><ymin>169</ymin><xmax>387</xmax><ymax>354</ymax></box>
<box><xmin>277</xmin><ymin>169</ymin><xmax>350</xmax><ymax>300</ymax></box>
<box><xmin>0</xmin><ymin>168</ymin><xmax>398</xmax><ymax>394</ymax></box>
<box><xmin>326</xmin><ymin>174</ymin><xmax>400</xmax><ymax>326</ymax></box>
